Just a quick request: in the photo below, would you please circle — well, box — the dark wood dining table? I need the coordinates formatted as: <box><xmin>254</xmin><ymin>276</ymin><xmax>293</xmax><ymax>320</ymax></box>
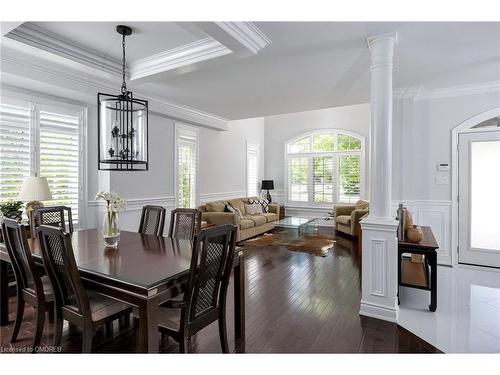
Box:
<box><xmin>0</xmin><ymin>229</ymin><xmax>246</xmax><ymax>353</ymax></box>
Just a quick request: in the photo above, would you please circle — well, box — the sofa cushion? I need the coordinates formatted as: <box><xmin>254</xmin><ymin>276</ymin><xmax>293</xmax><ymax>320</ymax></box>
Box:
<box><xmin>205</xmin><ymin>201</ymin><xmax>226</xmax><ymax>212</ymax></box>
<box><xmin>261</xmin><ymin>212</ymin><xmax>278</xmax><ymax>223</ymax></box>
<box><xmin>228</xmin><ymin>198</ymin><xmax>246</xmax><ymax>214</ymax></box>
<box><xmin>244</xmin><ymin>215</ymin><xmax>266</xmax><ymax>226</ymax></box>
<box><xmin>336</xmin><ymin>215</ymin><xmax>351</xmax><ymax>225</ymax></box>
<box><xmin>239</xmin><ymin>219</ymin><xmax>255</xmax><ymax>230</ymax></box>
<box><xmin>245</xmin><ymin>202</ymin><xmax>263</xmax><ymax>215</ymax></box>
<box><xmin>355</xmin><ymin>200</ymin><xmax>369</xmax><ymax>210</ymax></box>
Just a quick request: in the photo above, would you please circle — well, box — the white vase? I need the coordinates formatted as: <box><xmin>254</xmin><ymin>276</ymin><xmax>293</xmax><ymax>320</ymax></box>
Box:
<box><xmin>102</xmin><ymin>211</ymin><xmax>120</xmax><ymax>248</ymax></box>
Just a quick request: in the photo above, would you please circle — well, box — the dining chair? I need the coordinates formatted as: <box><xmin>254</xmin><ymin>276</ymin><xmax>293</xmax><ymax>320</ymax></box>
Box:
<box><xmin>31</xmin><ymin>206</ymin><xmax>73</xmax><ymax>238</ymax></box>
<box><xmin>138</xmin><ymin>205</ymin><xmax>166</xmax><ymax>236</ymax></box>
<box><xmin>168</xmin><ymin>208</ymin><xmax>200</xmax><ymax>240</ymax></box>
<box><xmin>157</xmin><ymin>224</ymin><xmax>237</xmax><ymax>353</ymax></box>
<box><xmin>1</xmin><ymin>218</ymin><xmax>55</xmax><ymax>352</ymax></box>
<box><xmin>37</xmin><ymin>225</ymin><xmax>133</xmax><ymax>353</ymax></box>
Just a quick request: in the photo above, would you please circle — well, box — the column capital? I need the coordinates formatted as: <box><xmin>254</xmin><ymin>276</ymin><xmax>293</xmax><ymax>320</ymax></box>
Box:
<box><xmin>366</xmin><ymin>31</ymin><xmax>399</xmax><ymax>50</ymax></box>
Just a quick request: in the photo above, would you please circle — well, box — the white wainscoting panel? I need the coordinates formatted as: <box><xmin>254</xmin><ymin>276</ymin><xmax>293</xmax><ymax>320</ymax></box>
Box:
<box><xmin>199</xmin><ymin>191</ymin><xmax>247</xmax><ymax>204</ymax></box>
<box><xmin>391</xmin><ymin>200</ymin><xmax>452</xmax><ymax>265</ymax></box>
<box><xmin>87</xmin><ymin>196</ymin><xmax>175</xmax><ymax>235</ymax></box>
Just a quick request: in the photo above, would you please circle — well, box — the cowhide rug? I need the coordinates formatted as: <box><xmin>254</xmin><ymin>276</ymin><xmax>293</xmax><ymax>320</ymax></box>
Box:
<box><xmin>241</xmin><ymin>230</ymin><xmax>336</xmax><ymax>257</ymax></box>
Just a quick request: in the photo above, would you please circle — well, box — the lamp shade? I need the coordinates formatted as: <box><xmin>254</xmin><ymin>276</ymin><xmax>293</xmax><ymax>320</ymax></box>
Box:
<box><xmin>18</xmin><ymin>177</ymin><xmax>52</xmax><ymax>201</ymax></box>
<box><xmin>261</xmin><ymin>180</ymin><xmax>274</xmax><ymax>190</ymax></box>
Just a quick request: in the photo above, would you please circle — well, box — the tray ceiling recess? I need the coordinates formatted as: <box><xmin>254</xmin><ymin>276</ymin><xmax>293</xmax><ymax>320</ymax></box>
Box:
<box><xmin>4</xmin><ymin>22</ymin><xmax>271</xmax><ymax>82</ymax></box>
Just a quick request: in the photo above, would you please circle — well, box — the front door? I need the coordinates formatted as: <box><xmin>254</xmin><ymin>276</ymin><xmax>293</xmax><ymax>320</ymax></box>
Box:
<box><xmin>458</xmin><ymin>130</ymin><xmax>500</xmax><ymax>268</ymax></box>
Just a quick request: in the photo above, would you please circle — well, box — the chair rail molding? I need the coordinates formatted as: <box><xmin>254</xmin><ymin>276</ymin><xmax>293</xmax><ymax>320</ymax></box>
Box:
<box><xmin>199</xmin><ymin>191</ymin><xmax>248</xmax><ymax>204</ymax></box>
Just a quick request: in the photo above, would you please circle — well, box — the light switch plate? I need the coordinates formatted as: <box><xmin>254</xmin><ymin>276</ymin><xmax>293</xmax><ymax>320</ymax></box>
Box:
<box><xmin>435</xmin><ymin>176</ymin><xmax>449</xmax><ymax>185</ymax></box>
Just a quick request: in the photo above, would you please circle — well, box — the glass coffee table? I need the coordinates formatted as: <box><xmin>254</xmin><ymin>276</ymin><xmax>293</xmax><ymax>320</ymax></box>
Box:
<box><xmin>273</xmin><ymin>216</ymin><xmax>318</xmax><ymax>234</ymax></box>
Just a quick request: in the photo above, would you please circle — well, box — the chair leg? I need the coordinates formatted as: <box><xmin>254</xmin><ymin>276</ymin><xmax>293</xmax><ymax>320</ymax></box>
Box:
<box><xmin>105</xmin><ymin>321</ymin><xmax>113</xmax><ymax>337</ymax></box>
<box><xmin>53</xmin><ymin>308</ymin><xmax>63</xmax><ymax>348</ymax></box>
<box><xmin>48</xmin><ymin>307</ymin><xmax>55</xmax><ymax>323</ymax></box>
<box><xmin>179</xmin><ymin>337</ymin><xmax>189</xmax><ymax>353</ymax></box>
<box><xmin>32</xmin><ymin>306</ymin><xmax>45</xmax><ymax>353</ymax></box>
<box><xmin>10</xmin><ymin>297</ymin><xmax>25</xmax><ymax>343</ymax></box>
<box><xmin>82</xmin><ymin>328</ymin><xmax>93</xmax><ymax>353</ymax></box>
<box><xmin>218</xmin><ymin>312</ymin><xmax>229</xmax><ymax>353</ymax></box>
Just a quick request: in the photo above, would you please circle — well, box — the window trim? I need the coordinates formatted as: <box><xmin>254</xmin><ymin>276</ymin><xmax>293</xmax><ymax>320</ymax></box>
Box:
<box><xmin>284</xmin><ymin>129</ymin><xmax>366</xmax><ymax>208</ymax></box>
<box><xmin>174</xmin><ymin>122</ymin><xmax>199</xmax><ymax>209</ymax></box>
<box><xmin>0</xmin><ymin>88</ymin><xmax>88</xmax><ymax>228</ymax></box>
<box><xmin>246</xmin><ymin>141</ymin><xmax>260</xmax><ymax>198</ymax></box>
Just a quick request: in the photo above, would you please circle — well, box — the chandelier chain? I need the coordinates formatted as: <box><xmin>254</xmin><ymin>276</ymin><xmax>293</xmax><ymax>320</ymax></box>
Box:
<box><xmin>121</xmin><ymin>33</ymin><xmax>127</xmax><ymax>94</ymax></box>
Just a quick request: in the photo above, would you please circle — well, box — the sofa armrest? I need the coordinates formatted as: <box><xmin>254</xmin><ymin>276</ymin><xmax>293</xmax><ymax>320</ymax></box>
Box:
<box><xmin>334</xmin><ymin>204</ymin><xmax>356</xmax><ymax>217</ymax></box>
<box><xmin>268</xmin><ymin>203</ymin><xmax>280</xmax><ymax>215</ymax></box>
<box><xmin>351</xmin><ymin>209</ymin><xmax>369</xmax><ymax>235</ymax></box>
<box><xmin>201</xmin><ymin>212</ymin><xmax>240</xmax><ymax>226</ymax></box>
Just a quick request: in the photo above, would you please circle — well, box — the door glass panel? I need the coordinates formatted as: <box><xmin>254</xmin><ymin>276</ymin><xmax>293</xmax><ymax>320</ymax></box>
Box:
<box><xmin>470</xmin><ymin>140</ymin><xmax>500</xmax><ymax>250</ymax></box>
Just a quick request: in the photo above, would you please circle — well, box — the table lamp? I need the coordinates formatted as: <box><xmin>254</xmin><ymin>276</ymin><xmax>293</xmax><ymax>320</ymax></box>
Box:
<box><xmin>18</xmin><ymin>176</ymin><xmax>52</xmax><ymax>223</ymax></box>
<box><xmin>261</xmin><ymin>180</ymin><xmax>274</xmax><ymax>203</ymax></box>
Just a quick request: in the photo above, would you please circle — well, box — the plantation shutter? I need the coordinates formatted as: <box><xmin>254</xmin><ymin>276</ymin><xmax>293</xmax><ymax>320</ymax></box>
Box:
<box><xmin>0</xmin><ymin>101</ymin><xmax>32</xmax><ymax>202</ymax></box>
<box><xmin>246</xmin><ymin>143</ymin><xmax>259</xmax><ymax>197</ymax></box>
<box><xmin>39</xmin><ymin>108</ymin><xmax>80</xmax><ymax>224</ymax></box>
<box><xmin>176</xmin><ymin>126</ymin><xmax>198</xmax><ymax>208</ymax></box>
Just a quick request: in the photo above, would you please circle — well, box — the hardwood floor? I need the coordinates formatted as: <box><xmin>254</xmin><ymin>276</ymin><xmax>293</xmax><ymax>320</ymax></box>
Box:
<box><xmin>0</xmin><ymin>228</ymin><xmax>440</xmax><ymax>353</ymax></box>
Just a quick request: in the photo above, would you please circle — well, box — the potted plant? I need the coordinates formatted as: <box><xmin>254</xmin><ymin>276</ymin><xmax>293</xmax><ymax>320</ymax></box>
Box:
<box><xmin>0</xmin><ymin>201</ymin><xmax>23</xmax><ymax>221</ymax></box>
<box><xmin>95</xmin><ymin>191</ymin><xmax>127</xmax><ymax>248</ymax></box>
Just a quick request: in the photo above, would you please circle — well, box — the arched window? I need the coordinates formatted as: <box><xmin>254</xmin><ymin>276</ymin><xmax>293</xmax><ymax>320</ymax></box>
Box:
<box><xmin>285</xmin><ymin>130</ymin><xmax>364</xmax><ymax>205</ymax></box>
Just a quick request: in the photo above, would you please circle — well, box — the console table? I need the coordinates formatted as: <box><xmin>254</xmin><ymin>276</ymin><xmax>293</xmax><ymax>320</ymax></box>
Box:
<box><xmin>398</xmin><ymin>226</ymin><xmax>439</xmax><ymax>312</ymax></box>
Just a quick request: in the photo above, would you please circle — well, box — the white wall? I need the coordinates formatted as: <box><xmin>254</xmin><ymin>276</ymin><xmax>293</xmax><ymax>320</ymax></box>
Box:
<box><xmin>263</xmin><ymin>103</ymin><xmax>371</xmax><ymax>206</ymax></box>
<box><xmin>391</xmin><ymin>90</ymin><xmax>500</xmax><ymax>264</ymax></box>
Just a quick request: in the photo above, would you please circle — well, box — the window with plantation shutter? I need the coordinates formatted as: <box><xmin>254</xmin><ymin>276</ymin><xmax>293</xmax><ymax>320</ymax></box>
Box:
<box><xmin>0</xmin><ymin>101</ymin><xmax>32</xmax><ymax>202</ymax></box>
<box><xmin>175</xmin><ymin>124</ymin><xmax>198</xmax><ymax>209</ymax></box>
<box><xmin>246</xmin><ymin>142</ymin><xmax>259</xmax><ymax>197</ymax></box>
<box><xmin>0</xmin><ymin>94</ymin><xmax>85</xmax><ymax>226</ymax></box>
<box><xmin>39</xmin><ymin>109</ymin><xmax>80</xmax><ymax>221</ymax></box>
<box><xmin>286</xmin><ymin>131</ymin><xmax>364</xmax><ymax>206</ymax></box>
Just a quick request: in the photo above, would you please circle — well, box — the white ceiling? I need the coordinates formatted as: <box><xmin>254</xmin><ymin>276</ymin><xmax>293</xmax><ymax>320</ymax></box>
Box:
<box><xmin>32</xmin><ymin>22</ymin><xmax>207</xmax><ymax>61</ymax></box>
<box><xmin>3</xmin><ymin>22</ymin><xmax>500</xmax><ymax>120</ymax></box>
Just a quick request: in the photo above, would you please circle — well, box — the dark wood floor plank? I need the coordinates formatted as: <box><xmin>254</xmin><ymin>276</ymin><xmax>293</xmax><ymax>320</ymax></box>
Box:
<box><xmin>0</xmin><ymin>228</ymin><xmax>440</xmax><ymax>353</ymax></box>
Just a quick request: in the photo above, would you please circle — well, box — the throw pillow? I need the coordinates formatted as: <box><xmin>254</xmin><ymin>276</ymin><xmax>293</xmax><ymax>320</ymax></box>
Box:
<box><xmin>248</xmin><ymin>198</ymin><xmax>270</xmax><ymax>213</ymax></box>
<box><xmin>245</xmin><ymin>202</ymin><xmax>263</xmax><ymax>215</ymax></box>
<box><xmin>226</xmin><ymin>203</ymin><xmax>244</xmax><ymax>219</ymax></box>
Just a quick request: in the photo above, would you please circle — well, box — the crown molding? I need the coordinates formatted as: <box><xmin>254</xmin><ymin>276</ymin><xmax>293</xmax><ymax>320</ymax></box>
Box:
<box><xmin>0</xmin><ymin>46</ymin><xmax>229</xmax><ymax>130</ymax></box>
<box><xmin>129</xmin><ymin>37</ymin><xmax>232</xmax><ymax>81</ymax></box>
<box><xmin>5</xmin><ymin>22</ymin><xmax>123</xmax><ymax>77</ymax></box>
<box><xmin>214</xmin><ymin>22</ymin><xmax>271</xmax><ymax>54</ymax></box>
<box><xmin>414</xmin><ymin>80</ymin><xmax>500</xmax><ymax>101</ymax></box>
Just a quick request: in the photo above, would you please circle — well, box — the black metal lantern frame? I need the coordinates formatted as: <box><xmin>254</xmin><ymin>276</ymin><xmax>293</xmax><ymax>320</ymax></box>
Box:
<box><xmin>97</xmin><ymin>25</ymin><xmax>149</xmax><ymax>171</ymax></box>
<box><xmin>98</xmin><ymin>92</ymin><xmax>149</xmax><ymax>171</ymax></box>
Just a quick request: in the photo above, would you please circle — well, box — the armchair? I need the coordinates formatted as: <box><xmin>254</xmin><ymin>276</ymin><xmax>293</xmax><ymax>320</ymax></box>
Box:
<box><xmin>333</xmin><ymin>200</ymin><xmax>369</xmax><ymax>237</ymax></box>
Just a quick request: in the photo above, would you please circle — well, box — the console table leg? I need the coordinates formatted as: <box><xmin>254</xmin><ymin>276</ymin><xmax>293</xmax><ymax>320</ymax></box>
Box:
<box><xmin>429</xmin><ymin>252</ymin><xmax>437</xmax><ymax>312</ymax></box>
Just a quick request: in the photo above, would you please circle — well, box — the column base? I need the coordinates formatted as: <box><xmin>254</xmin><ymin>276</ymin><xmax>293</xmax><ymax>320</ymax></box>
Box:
<box><xmin>359</xmin><ymin>216</ymin><xmax>399</xmax><ymax>323</ymax></box>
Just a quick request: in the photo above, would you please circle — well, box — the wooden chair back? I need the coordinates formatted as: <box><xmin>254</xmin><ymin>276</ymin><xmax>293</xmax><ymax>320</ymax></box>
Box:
<box><xmin>168</xmin><ymin>208</ymin><xmax>200</xmax><ymax>240</ymax></box>
<box><xmin>181</xmin><ymin>224</ymin><xmax>236</xmax><ymax>332</ymax></box>
<box><xmin>138</xmin><ymin>205</ymin><xmax>166</xmax><ymax>236</ymax></box>
<box><xmin>31</xmin><ymin>206</ymin><xmax>73</xmax><ymax>238</ymax></box>
<box><xmin>37</xmin><ymin>225</ymin><xmax>90</xmax><ymax>318</ymax></box>
<box><xmin>1</xmin><ymin>218</ymin><xmax>41</xmax><ymax>292</ymax></box>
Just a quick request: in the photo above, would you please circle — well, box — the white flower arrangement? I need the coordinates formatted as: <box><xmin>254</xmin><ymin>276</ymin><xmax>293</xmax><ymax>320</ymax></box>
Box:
<box><xmin>95</xmin><ymin>191</ymin><xmax>127</xmax><ymax>213</ymax></box>
<box><xmin>95</xmin><ymin>191</ymin><xmax>126</xmax><ymax>238</ymax></box>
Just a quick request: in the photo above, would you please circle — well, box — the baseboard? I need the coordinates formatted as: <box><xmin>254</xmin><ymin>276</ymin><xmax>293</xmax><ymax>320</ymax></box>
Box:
<box><xmin>359</xmin><ymin>300</ymin><xmax>399</xmax><ymax>323</ymax></box>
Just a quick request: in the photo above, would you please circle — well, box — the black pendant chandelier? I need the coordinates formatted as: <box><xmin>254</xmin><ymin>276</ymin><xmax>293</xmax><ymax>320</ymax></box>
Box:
<box><xmin>98</xmin><ymin>25</ymin><xmax>148</xmax><ymax>171</ymax></box>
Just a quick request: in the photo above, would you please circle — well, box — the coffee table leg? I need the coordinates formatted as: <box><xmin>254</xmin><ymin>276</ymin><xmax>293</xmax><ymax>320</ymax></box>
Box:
<box><xmin>1</xmin><ymin>260</ymin><xmax>9</xmax><ymax>326</ymax></box>
<box><xmin>234</xmin><ymin>251</ymin><xmax>245</xmax><ymax>339</ymax></box>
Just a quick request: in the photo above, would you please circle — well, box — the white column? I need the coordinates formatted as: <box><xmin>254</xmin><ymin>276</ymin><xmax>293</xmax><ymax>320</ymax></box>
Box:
<box><xmin>359</xmin><ymin>32</ymin><xmax>400</xmax><ymax>322</ymax></box>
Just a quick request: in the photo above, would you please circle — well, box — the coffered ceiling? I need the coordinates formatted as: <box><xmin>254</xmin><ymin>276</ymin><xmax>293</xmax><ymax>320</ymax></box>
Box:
<box><xmin>1</xmin><ymin>21</ymin><xmax>500</xmax><ymax>121</ymax></box>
